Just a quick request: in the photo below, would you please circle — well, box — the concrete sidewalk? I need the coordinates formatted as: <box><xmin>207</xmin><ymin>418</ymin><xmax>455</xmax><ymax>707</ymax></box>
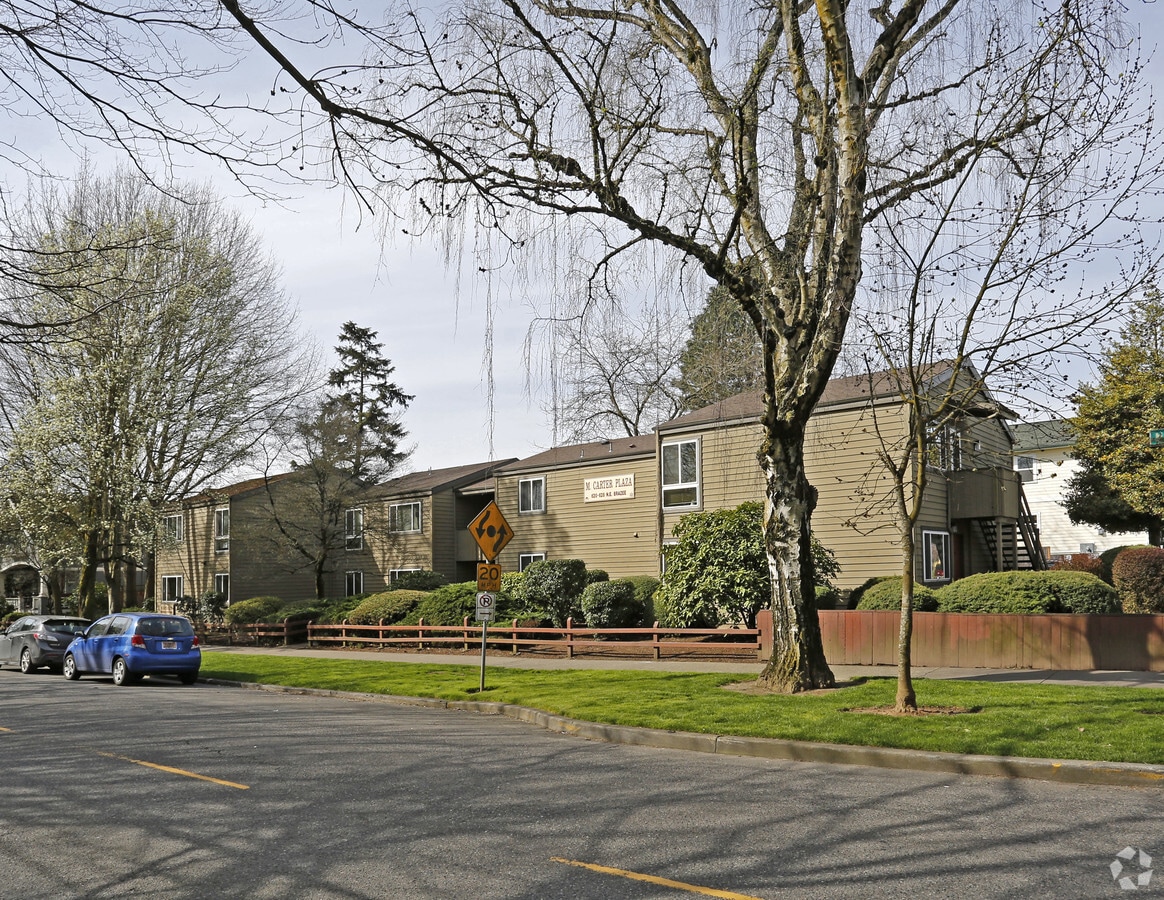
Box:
<box><xmin>203</xmin><ymin>643</ymin><xmax>1164</xmax><ymax>688</ymax></box>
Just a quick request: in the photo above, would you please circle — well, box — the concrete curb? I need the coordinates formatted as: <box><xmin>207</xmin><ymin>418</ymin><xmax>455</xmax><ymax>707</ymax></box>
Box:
<box><xmin>202</xmin><ymin>678</ymin><xmax>1164</xmax><ymax>789</ymax></box>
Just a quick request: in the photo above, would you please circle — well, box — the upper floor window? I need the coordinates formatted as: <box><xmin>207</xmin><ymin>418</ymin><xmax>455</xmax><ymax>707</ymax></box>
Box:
<box><xmin>930</xmin><ymin>425</ymin><xmax>963</xmax><ymax>471</ymax></box>
<box><xmin>389</xmin><ymin>501</ymin><xmax>422</xmax><ymax>533</ymax></box>
<box><xmin>214</xmin><ymin>508</ymin><xmax>230</xmax><ymax>552</ymax></box>
<box><xmin>162</xmin><ymin>514</ymin><xmax>183</xmax><ymax>543</ymax></box>
<box><xmin>519</xmin><ymin>476</ymin><xmax>545</xmax><ymax>514</ymax></box>
<box><xmin>1015</xmin><ymin>455</ymin><xmax>1035</xmax><ymax>482</ymax></box>
<box><xmin>661</xmin><ymin>439</ymin><xmax>700</xmax><ymax>509</ymax></box>
<box><xmin>345</xmin><ymin>507</ymin><xmax>364</xmax><ymax>550</ymax></box>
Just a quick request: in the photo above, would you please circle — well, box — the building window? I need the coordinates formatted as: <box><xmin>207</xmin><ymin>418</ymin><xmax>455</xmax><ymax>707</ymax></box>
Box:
<box><xmin>389</xmin><ymin>501</ymin><xmax>422</xmax><ymax>533</ymax></box>
<box><xmin>214</xmin><ymin>508</ymin><xmax>230</xmax><ymax>552</ymax></box>
<box><xmin>661</xmin><ymin>439</ymin><xmax>700</xmax><ymax>509</ymax></box>
<box><xmin>389</xmin><ymin>568</ymin><xmax>422</xmax><ymax>583</ymax></box>
<box><xmin>519</xmin><ymin>476</ymin><xmax>545</xmax><ymax>514</ymax></box>
<box><xmin>214</xmin><ymin>573</ymin><xmax>230</xmax><ymax>603</ymax></box>
<box><xmin>1015</xmin><ymin>455</ymin><xmax>1035</xmax><ymax>482</ymax></box>
<box><xmin>345</xmin><ymin>507</ymin><xmax>364</xmax><ymax>550</ymax></box>
<box><xmin>930</xmin><ymin>425</ymin><xmax>963</xmax><ymax>471</ymax></box>
<box><xmin>345</xmin><ymin>570</ymin><xmax>364</xmax><ymax>597</ymax></box>
<box><xmin>162</xmin><ymin>514</ymin><xmax>183</xmax><ymax>543</ymax></box>
<box><xmin>518</xmin><ymin>552</ymin><xmax>545</xmax><ymax>572</ymax></box>
<box><xmin>161</xmin><ymin>575</ymin><xmax>184</xmax><ymax>603</ymax></box>
<box><xmin>922</xmin><ymin>530</ymin><xmax>951</xmax><ymax>583</ymax></box>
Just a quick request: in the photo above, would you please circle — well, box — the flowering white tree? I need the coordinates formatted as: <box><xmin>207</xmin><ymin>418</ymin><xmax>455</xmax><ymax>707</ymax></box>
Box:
<box><xmin>0</xmin><ymin>168</ymin><xmax>312</xmax><ymax>614</ymax></box>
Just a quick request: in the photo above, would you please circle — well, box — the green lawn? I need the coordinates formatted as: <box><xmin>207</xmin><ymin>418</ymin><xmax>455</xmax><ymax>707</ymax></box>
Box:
<box><xmin>199</xmin><ymin>652</ymin><xmax>1164</xmax><ymax>765</ymax></box>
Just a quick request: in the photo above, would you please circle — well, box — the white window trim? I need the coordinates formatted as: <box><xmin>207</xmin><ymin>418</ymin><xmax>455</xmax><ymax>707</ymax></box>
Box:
<box><xmin>922</xmin><ymin>530</ymin><xmax>951</xmax><ymax>583</ymax></box>
<box><xmin>518</xmin><ymin>552</ymin><xmax>545</xmax><ymax>572</ymax></box>
<box><xmin>661</xmin><ymin>438</ymin><xmax>700</xmax><ymax>510</ymax></box>
<box><xmin>389</xmin><ymin>501</ymin><xmax>422</xmax><ymax>534</ymax></box>
<box><xmin>162</xmin><ymin>514</ymin><xmax>183</xmax><ymax>543</ymax></box>
<box><xmin>214</xmin><ymin>573</ymin><xmax>230</xmax><ymax>602</ymax></box>
<box><xmin>518</xmin><ymin>476</ymin><xmax>546</xmax><ymax>515</ymax></box>
<box><xmin>345</xmin><ymin>507</ymin><xmax>364</xmax><ymax>551</ymax></box>
<box><xmin>214</xmin><ymin>507</ymin><xmax>230</xmax><ymax>553</ymax></box>
<box><xmin>389</xmin><ymin>568</ymin><xmax>423</xmax><ymax>582</ymax></box>
<box><xmin>161</xmin><ymin>575</ymin><xmax>184</xmax><ymax>602</ymax></box>
<box><xmin>345</xmin><ymin>570</ymin><xmax>364</xmax><ymax>596</ymax></box>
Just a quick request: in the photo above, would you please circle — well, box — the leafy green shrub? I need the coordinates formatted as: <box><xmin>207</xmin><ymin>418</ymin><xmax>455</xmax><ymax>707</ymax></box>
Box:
<box><xmin>500</xmin><ymin>570</ymin><xmax>525</xmax><ymax>603</ymax></box>
<box><xmin>1</xmin><ymin>609</ymin><xmax>22</xmax><ymax>626</ymax></box>
<box><xmin>178</xmin><ymin>590</ymin><xmax>227</xmax><ymax>626</ymax></box>
<box><xmin>934</xmin><ymin>571</ymin><xmax>1119</xmax><ymax>614</ymax></box>
<box><xmin>855</xmin><ymin>577</ymin><xmax>938</xmax><ymax>612</ymax></box>
<box><xmin>398</xmin><ymin>582</ymin><xmax>519</xmax><ymax>626</ymax></box>
<box><xmin>223</xmin><ymin>596</ymin><xmax>283</xmax><ymax>625</ymax></box>
<box><xmin>522</xmin><ymin>559</ymin><xmax>588</xmax><ymax>627</ymax></box>
<box><xmin>1053</xmin><ymin>572</ymin><xmax>1122</xmax><ymax>614</ymax></box>
<box><xmin>815</xmin><ymin>586</ymin><xmax>841</xmax><ymax>609</ymax></box>
<box><xmin>846</xmin><ymin>576</ymin><xmax>889</xmax><ymax>609</ymax></box>
<box><xmin>389</xmin><ymin>570</ymin><xmax>448</xmax><ymax>591</ymax></box>
<box><xmin>657</xmin><ymin>502</ymin><xmax>769</xmax><ymax>628</ymax></box>
<box><xmin>1112</xmin><ymin>547</ymin><xmax>1164</xmax><ymax>613</ymax></box>
<box><xmin>348</xmin><ymin>590</ymin><xmax>429</xmax><ymax>625</ymax></box>
<box><xmin>580</xmin><ymin>579</ymin><xmax>643</xmax><ymax>628</ymax></box>
<box><xmin>585</xmin><ymin>569</ymin><xmax>609</xmax><ymax>585</ymax></box>
<box><xmin>623</xmin><ymin>575</ymin><xmax>660</xmax><ymax>623</ymax></box>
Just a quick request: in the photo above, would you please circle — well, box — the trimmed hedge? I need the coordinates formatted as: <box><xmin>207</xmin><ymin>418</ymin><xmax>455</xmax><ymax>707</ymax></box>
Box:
<box><xmin>223</xmin><ymin>596</ymin><xmax>283</xmax><ymax>625</ymax></box>
<box><xmin>388</xmin><ymin>571</ymin><xmax>448</xmax><ymax>592</ymax></box>
<box><xmin>934</xmin><ymin>571</ymin><xmax>1119</xmax><ymax>615</ymax></box>
<box><xmin>1112</xmin><ymin>547</ymin><xmax>1164</xmax><ymax>614</ymax></box>
<box><xmin>348</xmin><ymin>590</ymin><xmax>429</xmax><ymax>625</ymax></box>
<box><xmin>855</xmin><ymin>578</ymin><xmax>938</xmax><ymax>612</ymax></box>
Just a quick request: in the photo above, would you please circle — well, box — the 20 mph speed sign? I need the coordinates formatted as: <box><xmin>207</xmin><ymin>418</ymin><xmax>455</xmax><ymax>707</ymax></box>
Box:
<box><xmin>475</xmin><ymin>592</ymin><xmax>495</xmax><ymax>623</ymax></box>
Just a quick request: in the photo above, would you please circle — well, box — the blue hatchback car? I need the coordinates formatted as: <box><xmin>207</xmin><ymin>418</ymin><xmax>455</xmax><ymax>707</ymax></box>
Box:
<box><xmin>63</xmin><ymin>613</ymin><xmax>201</xmax><ymax>685</ymax></box>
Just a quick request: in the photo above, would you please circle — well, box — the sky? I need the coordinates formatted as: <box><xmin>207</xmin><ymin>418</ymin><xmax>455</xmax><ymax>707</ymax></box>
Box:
<box><xmin>6</xmin><ymin>2</ymin><xmax>1164</xmax><ymax>477</ymax></box>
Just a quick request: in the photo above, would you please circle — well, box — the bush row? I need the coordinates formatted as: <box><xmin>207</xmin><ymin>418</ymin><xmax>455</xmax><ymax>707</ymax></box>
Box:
<box><xmin>853</xmin><ymin>571</ymin><xmax>1121</xmax><ymax>614</ymax></box>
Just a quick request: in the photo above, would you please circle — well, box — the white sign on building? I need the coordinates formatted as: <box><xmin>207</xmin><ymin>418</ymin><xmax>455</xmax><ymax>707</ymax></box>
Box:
<box><xmin>583</xmin><ymin>473</ymin><xmax>635</xmax><ymax>503</ymax></box>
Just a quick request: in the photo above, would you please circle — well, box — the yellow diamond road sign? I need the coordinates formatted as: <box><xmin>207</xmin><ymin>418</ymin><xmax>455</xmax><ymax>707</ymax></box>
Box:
<box><xmin>468</xmin><ymin>501</ymin><xmax>513</xmax><ymax>561</ymax></box>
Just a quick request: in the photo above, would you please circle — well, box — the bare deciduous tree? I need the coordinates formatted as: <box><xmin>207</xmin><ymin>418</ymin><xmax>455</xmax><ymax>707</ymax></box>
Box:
<box><xmin>214</xmin><ymin>0</ymin><xmax>1157</xmax><ymax>691</ymax></box>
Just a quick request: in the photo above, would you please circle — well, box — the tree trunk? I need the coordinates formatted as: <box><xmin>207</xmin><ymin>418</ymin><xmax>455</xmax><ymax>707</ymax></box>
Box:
<box><xmin>77</xmin><ymin>530</ymin><xmax>101</xmax><ymax>619</ymax></box>
<box><xmin>896</xmin><ymin>566</ymin><xmax>917</xmax><ymax>712</ymax></box>
<box><xmin>756</xmin><ymin>426</ymin><xmax>834</xmax><ymax>692</ymax></box>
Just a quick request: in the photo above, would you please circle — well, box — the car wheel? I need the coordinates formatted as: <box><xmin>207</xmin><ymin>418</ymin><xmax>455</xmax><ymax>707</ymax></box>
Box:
<box><xmin>112</xmin><ymin>657</ymin><xmax>132</xmax><ymax>686</ymax></box>
<box><xmin>19</xmin><ymin>648</ymin><xmax>35</xmax><ymax>674</ymax></box>
<box><xmin>62</xmin><ymin>654</ymin><xmax>80</xmax><ymax>680</ymax></box>
<box><xmin>179</xmin><ymin>672</ymin><xmax>198</xmax><ymax>685</ymax></box>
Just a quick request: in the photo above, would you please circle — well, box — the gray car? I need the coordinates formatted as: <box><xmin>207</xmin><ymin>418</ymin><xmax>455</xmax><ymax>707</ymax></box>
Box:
<box><xmin>0</xmin><ymin>615</ymin><xmax>90</xmax><ymax>673</ymax></box>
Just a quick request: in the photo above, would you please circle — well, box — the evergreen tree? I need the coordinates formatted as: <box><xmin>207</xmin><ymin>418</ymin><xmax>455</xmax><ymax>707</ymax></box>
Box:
<box><xmin>326</xmin><ymin>321</ymin><xmax>413</xmax><ymax>481</ymax></box>
<box><xmin>1066</xmin><ymin>289</ymin><xmax>1164</xmax><ymax>545</ymax></box>
<box><xmin>674</xmin><ymin>284</ymin><xmax>763</xmax><ymax>412</ymax></box>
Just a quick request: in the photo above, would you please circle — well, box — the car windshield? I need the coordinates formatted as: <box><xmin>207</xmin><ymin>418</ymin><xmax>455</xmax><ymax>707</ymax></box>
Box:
<box><xmin>42</xmin><ymin>619</ymin><xmax>87</xmax><ymax>635</ymax></box>
<box><xmin>136</xmin><ymin>617</ymin><xmax>194</xmax><ymax>637</ymax></box>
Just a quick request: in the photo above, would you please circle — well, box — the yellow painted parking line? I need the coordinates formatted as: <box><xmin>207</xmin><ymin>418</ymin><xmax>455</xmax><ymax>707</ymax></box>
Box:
<box><xmin>551</xmin><ymin>857</ymin><xmax>765</xmax><ymax>899</ymax></box>
<box><xmin>0</xmin><ymin>726</ymin><xmax>12</xmax><ymax>732</ymax></box>
<box><xmin>96</xmin><ymin>751</ymin><xmax>249</xmax><ymax>790</ymax></box>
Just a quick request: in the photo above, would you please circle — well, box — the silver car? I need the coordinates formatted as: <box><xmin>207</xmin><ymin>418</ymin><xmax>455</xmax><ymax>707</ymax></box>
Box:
<box><xmin>0</xmin><ymin>615</ymin><xmax>90</xmax><ymax>673</ymax></box>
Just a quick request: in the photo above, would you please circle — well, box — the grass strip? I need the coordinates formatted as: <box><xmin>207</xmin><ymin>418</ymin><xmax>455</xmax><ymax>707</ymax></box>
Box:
<box><xmin>200</xmin><ymin>652</ymin><xmax>1164</xmax><ymax>765</ymax></box>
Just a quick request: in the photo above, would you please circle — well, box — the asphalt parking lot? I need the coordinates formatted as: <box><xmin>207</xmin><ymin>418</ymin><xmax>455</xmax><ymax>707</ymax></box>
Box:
<box><xmin>3</xmin><ymin>671</ymin><xmax>1162</xmax><ymax>899</ymax></box>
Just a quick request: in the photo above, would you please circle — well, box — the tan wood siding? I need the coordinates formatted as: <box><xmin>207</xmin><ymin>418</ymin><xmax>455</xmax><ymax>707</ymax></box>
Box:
<box><xmin>496</xmin><ymin>455</ymin><xmax>660</xmax><ymax>578</ymax></box>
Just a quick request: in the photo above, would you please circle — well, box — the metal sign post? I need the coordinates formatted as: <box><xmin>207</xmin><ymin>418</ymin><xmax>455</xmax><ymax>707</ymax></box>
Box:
<box><xmin>475</xmin><ymin>590</ymin><xmax>495</xmax><ymax>692</ymax></box>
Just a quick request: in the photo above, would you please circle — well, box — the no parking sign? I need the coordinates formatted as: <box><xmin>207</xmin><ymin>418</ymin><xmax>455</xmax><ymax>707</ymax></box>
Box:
<box><xmin>475</xmin><ymin>591</ymin><xmax>495</xmax><ymax>623</ymax></box>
